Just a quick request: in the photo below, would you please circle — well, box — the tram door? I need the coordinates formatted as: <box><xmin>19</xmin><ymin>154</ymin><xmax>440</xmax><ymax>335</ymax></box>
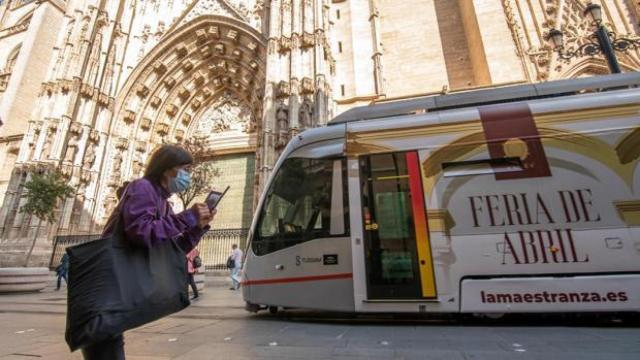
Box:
<box><xmin>359</xmin><ymin>151</ymin><xmax>437</xmax><ymax>299</ymax></box>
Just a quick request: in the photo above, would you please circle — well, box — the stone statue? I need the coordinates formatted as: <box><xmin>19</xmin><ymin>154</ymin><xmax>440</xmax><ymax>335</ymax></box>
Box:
<box><xmin>104</xmin><ymin>195</ymin><xmax>117</xmax><ymax>219</ymax></box>
<box><xmin>243</xmin><ymin>118</ymin><xmax>256</xmax><ymax>133</ymax></box>
<box><xmin>299</xmin><ymin>98</ymin><xmax>313</xmax><ymax>129</ymax></box>
<box><xmin>41</xmin><ymin>129</ymin><xmax>54</xmax><ymax>160</ymax></box>
<box><xmin>132</xmin><ymin>151</ymin><xmax>144</xmax><ymax>177</ymax></box>
<box><xmin>83</xmin><ymin>142</ymin><xmax>96</xmax><ymax>169</ymax></box>
<box><xmin>111</xmin><ymin>151</ymin><xmax>123</xmax><ymax>179</ymax></box>
<box><xmin>64</xmin><ymin>134</ymin><xmax>80</xmax><ymax>163</ymax></box>
<box><xmin>276</xmin><ymin>103</ymin><xmax>289</xmax><ymax>148</ymax></box>
<box><xmin>27</xmin><ymin>141</ymin><xmax>36</xmax><ymax>161</ymax></box>
<box><xmin>212</xmin><ymin>116</ymin><xmax>231</xmax><ymax>132</ymax></box>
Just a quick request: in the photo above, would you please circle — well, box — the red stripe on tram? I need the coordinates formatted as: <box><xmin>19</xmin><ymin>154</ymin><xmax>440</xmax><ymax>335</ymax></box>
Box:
<box><xmin>242</xmin><ymin>272</ymin><xmax>353</xmax><ymax>286</ymax></box>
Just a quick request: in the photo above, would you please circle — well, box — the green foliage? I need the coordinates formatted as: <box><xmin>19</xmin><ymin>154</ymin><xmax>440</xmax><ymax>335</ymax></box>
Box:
<box><xmin>177</xmin><ymin>137</ymin><xmax>220</xmax><ymax>208</ymax></box>
<box><xmin>177</xmin><ymin>162</ymin><xmax>220</xmax><ymax>208</ymax></box>
<box><xmin>20</xmin><ymin>171</ymin><xmax>75</xmax><ymax>223</ymax></box>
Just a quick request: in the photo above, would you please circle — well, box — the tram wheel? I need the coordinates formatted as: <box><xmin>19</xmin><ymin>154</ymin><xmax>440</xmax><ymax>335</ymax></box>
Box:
<box><xmin>269</xmin><ymin>306</ymin><xmax>279</xmax><ymax>314</ymax></box>
<box><xmin>245</xmin><ymin>302</ymin><xmax>261</xmax><ymax>313</ymax></box>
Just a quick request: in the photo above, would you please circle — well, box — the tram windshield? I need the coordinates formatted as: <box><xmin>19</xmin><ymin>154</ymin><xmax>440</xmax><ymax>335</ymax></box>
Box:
<box><xmin>253</xmin><ymin>157</ymin><xmax>348</xmax><ymax>256</ymax></box>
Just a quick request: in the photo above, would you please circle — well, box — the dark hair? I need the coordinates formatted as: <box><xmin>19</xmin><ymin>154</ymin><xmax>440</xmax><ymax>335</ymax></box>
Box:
<box><xmin>116</xmin><ymin>181</ymin><xmax>131</xmax><ymax>200</ymax></box>
<box><xmin>144</xmin><ymin>144</ymin><xmax>193</xmax><ymax>183</ymax></box>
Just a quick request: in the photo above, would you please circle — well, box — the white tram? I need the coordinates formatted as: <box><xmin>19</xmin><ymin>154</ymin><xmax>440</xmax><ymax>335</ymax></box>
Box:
<box><xmin>242</xmin><ymin>73</ymin><xmax>640</xmax><ymax>314</ymax></box>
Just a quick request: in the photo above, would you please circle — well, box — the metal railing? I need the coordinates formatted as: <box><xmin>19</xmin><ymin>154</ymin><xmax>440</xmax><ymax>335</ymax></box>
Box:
<box><xmin>49</xmin><ymin>234</ymin><xmax>102</xmax><ymax>269</ymax></box>
<box><xmin>48</xmin><ymin>228</ymin><xmax>249</xmax><ymax>271</ymax></box>
<box><xmin>197</xmin><ymin>228</ymin><xmax>248</xmax><ymax>270</ymax></box>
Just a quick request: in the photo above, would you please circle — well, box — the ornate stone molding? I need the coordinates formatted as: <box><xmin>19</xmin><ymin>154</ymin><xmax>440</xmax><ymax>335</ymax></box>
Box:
<box><xmin>115</xmin><ymin>138</ymin><xmax>128</xmax><ymax>150</ymax></box>
<box><xmin>300</xmin><ymin>77</ymin><xmax>314</xmax><ymax>94</ymax></box>
<box><xmin>156</xmin><ymin>122</ymin><xmax>170</xmax><ymax>136</ymax></box>
<box><xmin>0</xmin><ymin>14</ymin><xmax>32</xmax><ymax>39</ymax></box>
<box><xmin>165</xmin><ymin>104</ymin><xmax>179</xmax><ymax>117</ymax></box>
<box><xmin>279</xmin><ymin>36</ymin><xmax>292</xmax><ymax>52</ymax></box>
<box><xmin>276</xmin><ymin>81</ymin><xmax>291</xmax><ymax>98</ymax></box>
<box><xmin>136</xmin><ymin>84</ymin><xmax>150</xmax><ymax>98</ymax></box>
<box><xmin>39</xmin><ymin>79</ymin><xmax>114</xmax><ymax>108</ymax></box>
<box><xmin>140</xmin><ymin>118</ymin><xmax>152</xmax><ymax>131</ymax></box>
<box><xmin>69</xmin><ymin>122</ymin><xmax>82</xmax><ymax>135</ymax></box>
<box><xmin>123</xmin><ymin>110</ymin><xmax>136</xmax><ymax>124</ymax></box>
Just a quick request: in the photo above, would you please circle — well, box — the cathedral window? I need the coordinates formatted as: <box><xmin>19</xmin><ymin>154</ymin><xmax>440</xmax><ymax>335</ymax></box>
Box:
<box><xmin>0</xmin><ymin>45</ymin><xmax>20</xmax><ymax>92</ymax></box>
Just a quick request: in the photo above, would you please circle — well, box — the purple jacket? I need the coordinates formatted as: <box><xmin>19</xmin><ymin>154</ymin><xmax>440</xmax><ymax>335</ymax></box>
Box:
<box><xmin>102</xmin><ymin>178</ymin><xmax>208</xmax><ymax>252</ymax></box>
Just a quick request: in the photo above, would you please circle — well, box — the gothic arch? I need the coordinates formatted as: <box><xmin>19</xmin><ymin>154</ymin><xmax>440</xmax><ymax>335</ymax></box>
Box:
<box><xmin>557</xmin><ymin>57</ymin><xmax>638</xmax><ymax>79</ymax></box>
<box><xmin>98</xmin><ymin>15</ymin><xmax>267</xmax><ymax>220</ymax></box>
<box><xmin>111</xmin><ymin>15</ymin><xmax>266</xmax><ymax>137</ymax></box>
<box><xmin>4</xmin><ymin>44</ymin><xmax>21</xmax><ymax>73</ymax></box>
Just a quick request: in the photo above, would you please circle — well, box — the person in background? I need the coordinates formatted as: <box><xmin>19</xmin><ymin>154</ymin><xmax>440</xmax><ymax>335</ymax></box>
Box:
<box><xmin>55</xmin><ymin>253</ymin><xmax>69</xmax><ymax>291</ymax></box>
<box><xmin>81</xmin><ymin>144</ymin><xmax>215</xmax><ymax>360</ymax></box>
<box><xmin>186</xmin><ymin>248</ymin><xmax>200</xmax><ymax>300</ymax></box>
<box><xmin>229</xmin><ymin>244</ymin><xmax>243</xmax><ymax>290</ymax></box>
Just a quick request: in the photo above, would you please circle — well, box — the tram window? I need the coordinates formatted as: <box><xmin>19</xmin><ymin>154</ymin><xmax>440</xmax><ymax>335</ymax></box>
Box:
<box><xmin>253</xmin><ymin>158</ymin><xmax>349</xmax><ymax>256</ymax></box>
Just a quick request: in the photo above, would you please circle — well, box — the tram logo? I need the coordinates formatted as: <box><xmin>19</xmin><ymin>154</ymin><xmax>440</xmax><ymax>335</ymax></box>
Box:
<box><xmin>295</xmin><ymin>256</ymin><xmax>321</xmax><ymax>266</ymax></box>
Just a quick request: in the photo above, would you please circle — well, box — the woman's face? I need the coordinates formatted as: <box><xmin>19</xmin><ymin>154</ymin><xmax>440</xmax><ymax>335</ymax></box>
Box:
<box><xmin>163</xmin><ymin>164</ymin><xmax>192</xmax><ymax>180</ymax></box>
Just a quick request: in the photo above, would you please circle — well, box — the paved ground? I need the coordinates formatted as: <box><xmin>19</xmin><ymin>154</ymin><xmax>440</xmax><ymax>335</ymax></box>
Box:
<box><xmin>0</xmin><ymin>276</ymin><xmax>638</xmax><ymax>360</ymax></box>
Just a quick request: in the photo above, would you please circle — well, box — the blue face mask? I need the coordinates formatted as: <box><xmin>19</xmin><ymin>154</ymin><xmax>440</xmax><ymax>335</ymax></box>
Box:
<box><xmin>168</xmin><ymin>169</ymin><xmax>191</xmax><ymax>193</ymax></box>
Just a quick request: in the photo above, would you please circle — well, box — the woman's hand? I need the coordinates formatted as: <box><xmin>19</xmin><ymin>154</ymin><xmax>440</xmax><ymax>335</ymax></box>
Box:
<box><xmin>191</xmin><ymin>203</ymin><xmax>216</xmax><ymax>228</ymax></box>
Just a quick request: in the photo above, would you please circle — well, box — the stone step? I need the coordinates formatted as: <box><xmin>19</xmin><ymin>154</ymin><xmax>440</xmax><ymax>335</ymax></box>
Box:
<box><xmin>0</xmin><ymin>267</ymin><xmax>50</xmax><ymax>293</ymax></box>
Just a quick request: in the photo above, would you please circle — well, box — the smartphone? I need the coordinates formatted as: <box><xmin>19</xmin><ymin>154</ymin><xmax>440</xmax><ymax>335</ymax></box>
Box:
<box><xmin>205</xmin><ymin>186</ymin><xmax>230</xmax><ymax>210</ymax></box>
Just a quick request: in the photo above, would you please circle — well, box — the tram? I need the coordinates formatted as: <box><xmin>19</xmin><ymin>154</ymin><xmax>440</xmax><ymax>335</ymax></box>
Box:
<box><xmin>242</xmin><ymin>73</ymin><xmax>640</xmax><ymax>314</ymax></box>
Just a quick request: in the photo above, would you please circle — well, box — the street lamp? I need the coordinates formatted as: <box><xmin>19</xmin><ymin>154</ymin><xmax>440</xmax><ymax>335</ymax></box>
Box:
<box><xmin>546</xmin><ymin>3</ymin><xmax>640</xmax><ymax>74</ymax></box>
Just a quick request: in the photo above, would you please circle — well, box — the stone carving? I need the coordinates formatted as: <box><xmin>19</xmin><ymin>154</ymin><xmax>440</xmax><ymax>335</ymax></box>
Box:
<box><xmin>275</xmin><ymin>102</ymin><xmax>289</xmax><ymax>148</ymax></box>
<box><xmin>153</xmin><ymin>61</ymin><xmax>167</xmax><ymax>75</ymax></box>
<box><xmin>132</xmin><ymin>151</ymin><xmax>144</xmax><ymax>177</ymax></box>
<box><xmin>64</xmin><ymin>133</ymin><xmax>80</xmax><ymax>163</ymax></box>
<box><xmin>40</xmin><ymin>127</ymin><xmax>56</xmax><ymax>160</ymax></box>
<box><xmin>111</xmin><ymin>150</ymin><xmax>123</xmax><ymax>181</ymax></box>
<box><xmin>502</xmin><ymin>0</ymin><xmax>551</xmax><ymax>80</ymax></box>
<box><xmin>83</xmin><ymin>142</ymin><xmax>96</xmax><ymax>169</ymax></box>
<box><xmin>115</xmin><ymin>138</ymin><xmax>128</xmax><ymax>150</ymax></box>
<box><xmin>251</xmin><ymin>1</ymin><xmax>264</xmax><ymax>30</ymax></box>
<box><xmin>104</xmin><ymin>195</ymin><xmax>117</xmax><ymax>218</ymax></box>
<box><xmin>60</xmin><ymin>164</ymin><xmax>73</xmax><ymax>180</ymax></box>
<box><xmin>27</xmin><ymin>140</ymin><xmax>36</xmax><ymax>161</ymax></box>
<box><xmin>277</xmin><ymin>81</ymin><xmax>291</xmax><ymax>98</ymax></box>
<box><xmin>299</xmin><ymin>98</ymin><xmax>313</xmax><ymax>129</ymax></box>
<box><xmin>80</xmin><ymin>170</ymin><xmax>92</xmax><ymax>185</ymax></box>
<box><xmin>243</xmin><ymin>117</ymin><xmax>256</xmax><ymax>133</ymax></box>
<box><xmin>177</xmin><ymin>0</ymin><xmax>264</xmax><ymax>30</ymax></box>
<box><xmin>212</xmin><ymin>117</ymin><xmax>232</xmax><ymax>132</ymax></box>
<box><xmin>155</xmin><ymin>21</ymin><xmax>166</xmax><ymax>41</ymax></box>
<box><xmin>301</xmin><ymin>77</ymin><xmax>314</xmax><ymax>94</ymax></box>
<box><xmin>279</xmin><ymin>36</ymin><xmax>292</xmax><ymax>52</ymax></box>
<box><xmin>194</xmin><ymin>96</ymin><xmax>253</xmax><ymax>137</ymax></box>
<box><xmin>26</xmin><ymin>125</ymin><xmax>41</xmax><ymax>160</ymax></box>
<box><xmin>89</xmin><ymin>129</ymin><xmax>100</xmax><ymax>143</ymax></box>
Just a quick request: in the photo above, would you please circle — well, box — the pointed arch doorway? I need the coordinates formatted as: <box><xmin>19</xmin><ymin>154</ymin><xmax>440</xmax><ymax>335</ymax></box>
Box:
<box><xmin>97</xmin><ymin>15</ymin><xmax>267</xmax><ymax>237</ymax></box>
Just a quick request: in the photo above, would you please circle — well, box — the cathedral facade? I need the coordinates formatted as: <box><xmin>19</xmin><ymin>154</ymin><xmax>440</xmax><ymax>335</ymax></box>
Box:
<box><xmin>0</xmin><ymin>0</ymin><xmax>638</xmax><ymax>266</ymax></box>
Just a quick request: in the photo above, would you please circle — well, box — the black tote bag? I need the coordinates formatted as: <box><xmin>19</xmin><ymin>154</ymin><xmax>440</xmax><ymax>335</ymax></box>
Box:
<box><xmin>64</xmin><ymin>197</ymin><xmax>190</xmax><ymax>351</ymax></box>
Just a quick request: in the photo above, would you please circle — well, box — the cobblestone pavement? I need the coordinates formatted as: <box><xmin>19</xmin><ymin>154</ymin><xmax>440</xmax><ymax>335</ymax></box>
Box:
<box><xmin>0</xmin><ymin>276</ymin><xmax>638</xmax><ymax>360</ymax></box>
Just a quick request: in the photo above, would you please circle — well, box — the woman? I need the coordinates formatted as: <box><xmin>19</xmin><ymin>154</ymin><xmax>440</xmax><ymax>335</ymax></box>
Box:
<box><xmin>186</xmin><ymin>248</ymin><xmax>200</xmax><ymax>299</ymax></box>
<box><xmin>81</xmin><ymin>144</ymin><xmax>215</xmax><ymax>360</ymax></box>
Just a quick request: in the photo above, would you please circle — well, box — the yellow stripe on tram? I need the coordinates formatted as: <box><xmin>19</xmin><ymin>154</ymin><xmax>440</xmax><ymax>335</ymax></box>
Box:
<box><xmin>405</xmin><ymin>151</ymin><xmax>437</xmax><ymax>298</ymax></box>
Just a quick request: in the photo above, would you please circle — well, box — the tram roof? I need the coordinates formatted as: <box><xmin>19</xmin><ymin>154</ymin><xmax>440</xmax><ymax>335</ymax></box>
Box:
<box><xmin>328</xmin><ymin>72</ymin><xmax>640</xmax><ymax>125</ymax></box>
